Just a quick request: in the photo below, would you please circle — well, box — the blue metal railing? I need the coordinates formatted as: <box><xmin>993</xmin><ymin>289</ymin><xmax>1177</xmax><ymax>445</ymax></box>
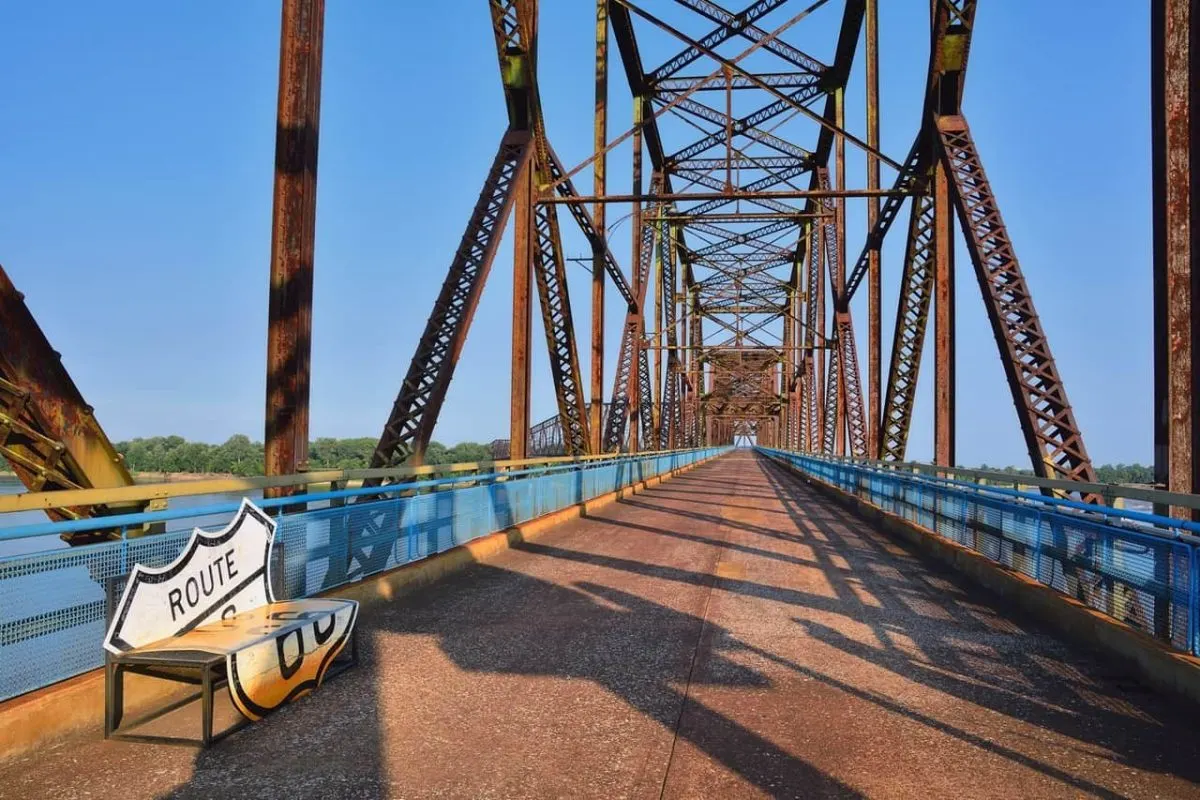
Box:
<box><xmin>0</xmin><ymin>447</ymin><xmax>728</xmax><ymax>701</ymax></box>
<box><xmin>758</xmin><ymin>447</ymin><xmax>1200</xmax><ymax>658</ymax></box>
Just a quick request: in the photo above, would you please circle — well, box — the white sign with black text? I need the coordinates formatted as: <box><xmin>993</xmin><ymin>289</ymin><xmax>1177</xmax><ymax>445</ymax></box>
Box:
<box><xmin>103</xmin><ymin>498</ymin><xmax>277</xmax><ymax>654</ymax></box>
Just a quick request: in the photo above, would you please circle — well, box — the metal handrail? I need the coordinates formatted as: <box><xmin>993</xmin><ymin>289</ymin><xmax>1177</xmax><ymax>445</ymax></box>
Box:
<box><xmin>0</xmin><ymin>448</ymin><xmax>721</xmax><ymax>542</ymax></box>
<box><xmin>784</xmin><ymin>451</ymin><xmax>1200</xmax><ymax>514</ymax></box>
<box><xmin>0</xmin><ymin>446</ymin><xmax>706</xmax><ymax>515</ymax></box>
<box><xmin>760</xmin><ymin>449</ymin><xmax>1200</xmax><ymax>546</ymax></box>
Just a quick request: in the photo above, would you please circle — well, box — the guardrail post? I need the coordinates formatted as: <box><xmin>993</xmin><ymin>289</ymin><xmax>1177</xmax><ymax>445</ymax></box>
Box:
<box><xmin>1191</xmin><ymin>545</ymin><xmax>1199</xmax><ymax>656</ymax></box>
<box><xmin>1155</xmin><ymin>534</ymin><xmax>1173</xmax><ymax>642</ymax></box>
<box><xmin>1032</xmin><ymin>511</ymin><xmax>1044</xmax><ymax>584</ymax></box>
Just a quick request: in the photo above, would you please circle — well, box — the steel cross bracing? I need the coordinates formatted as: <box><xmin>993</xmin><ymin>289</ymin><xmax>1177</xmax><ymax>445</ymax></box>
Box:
<box><xmin>880</xmin><ymin>188</ymin><xmax>935</xmax><ymax>462</ymax></box>
<box><xmin>532</xmin><ymin>200</ymin><xmax>591</xmax><ymax>456</ymax></box>
<box><xmin>0</xmin><ymin>0</ymin><xmax>1124</xmax><ymax>536</ymax></box>
<box><xmin>370</xmin><ymin>0</ymin><xmax>602</xmax><ymax>469</ymax></box>
<box><xmin>937</xmin><ymin>116</ymin><xmax>1096</xmax><ymax>484</ymax></box>
<box><xmin>660</xmin><ymin>220</ymin><xmax>682</xmax><ymax>448</ymax></box>
<box><xmin>367</xmin><ymin>131</ymin><xmax>533</xmax><ymax>471</ymax></box>
<box><xmin>603</xmin><ymin>175</ymin><xmax>664</xmax><ymax>451</ymax></box>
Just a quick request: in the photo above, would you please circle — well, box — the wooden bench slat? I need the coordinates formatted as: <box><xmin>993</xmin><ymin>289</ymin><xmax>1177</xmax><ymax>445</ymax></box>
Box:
<box><xmin>128</xmin><ymin>600</ymin><xmax>355</xmax><ymax>659</ymax></box>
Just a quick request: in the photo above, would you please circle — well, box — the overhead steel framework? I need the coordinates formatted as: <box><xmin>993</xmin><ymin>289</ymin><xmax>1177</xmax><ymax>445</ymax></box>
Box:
<box><xmin>368</xmin><ymin>0</ymin><xmax>1105</xmax><ymax>486</ymax></box>
<box><xmin>3</xmin><ymin>0</ymin><xmax>1196</xmax><ymax>535</ymax></box>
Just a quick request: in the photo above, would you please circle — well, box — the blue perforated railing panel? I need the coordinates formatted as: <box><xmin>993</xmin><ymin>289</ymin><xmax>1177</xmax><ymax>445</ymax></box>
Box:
<box><xmin>0</xmin><ymin>448</ymin><xmax>726</xmax><ymax>701</ymax></box>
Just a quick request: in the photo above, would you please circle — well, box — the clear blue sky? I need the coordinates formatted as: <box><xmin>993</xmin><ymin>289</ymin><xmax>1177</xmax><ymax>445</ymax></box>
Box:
<box><xmin>0</xmin><ymin>1</ymin><xmax>1150</xmax><ymax>467</ymax></box>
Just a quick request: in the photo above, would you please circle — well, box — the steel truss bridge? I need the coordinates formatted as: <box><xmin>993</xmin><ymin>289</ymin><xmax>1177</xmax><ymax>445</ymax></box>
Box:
<box><xmin>5</xmin><ymin>0</ymin><xmax>1197</xmax><ymax>543</ymax></box>
<box><xmin>6</xmin><ymin>3</ymin><xmax>1200</xmax><ymax>796</ymax></box>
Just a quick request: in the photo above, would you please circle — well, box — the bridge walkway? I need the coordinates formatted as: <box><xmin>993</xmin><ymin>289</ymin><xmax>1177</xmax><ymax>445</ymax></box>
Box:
<box><xmin>2</xmin><ymin>450</ymin><xmax>1199</xmax><ymax>798</ymax></box>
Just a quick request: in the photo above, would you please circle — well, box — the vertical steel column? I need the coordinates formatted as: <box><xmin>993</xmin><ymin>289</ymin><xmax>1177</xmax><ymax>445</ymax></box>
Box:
<box><xmin>933</xmin><ymin>158</ymin><xmax>955</xmax><ymax>467</ymax></box>
<box><xmin>265</xmin><ymin>0</ymin><xmax>324</xmax><ymax>493</ymax></box>
<box><xmin>590</xmin><ymin>0</ymin><xmax>608</xmax><ymax>455</ymax></box>
<box><xmin>813</xmin><ymin>221</ymin><xmax>825</xmax><ymax>449</ymax></box>
<box><xmin>834</xmin><ymin>87</ymin><xmax>847</xmax><ymax>456</ymax></box>
<box><xmin>627</xmin><ymin>94</ymin><xmax>644</xmax><ymax>452</ymax></box>
<box><xmin>653</xmin><ymin>221</ymin><xmax>664</xmax><ymax>444</ymax></box>
<box><xmin>782</xmin><ymin>288</ymin><xmax>793</xmax><ymax>446</ymax></box>
<box><xmin>510</xmin><ymin>167</ymin><xmax>535</xmax><ymax>460</ymax></box>
<box><xmin>691</xmin><ymin>287</ymin><xmax>702</xmax><ymax>445</ymax></box>
<box><xmin>1154</xmin><ymin>0</ymin><xmax>1200</xmax><ymax>515</ymax></box>
<box><xmin>865</xmin><ymin>0</ymin><xmax>881</xmax><ymax>458</ymax></box>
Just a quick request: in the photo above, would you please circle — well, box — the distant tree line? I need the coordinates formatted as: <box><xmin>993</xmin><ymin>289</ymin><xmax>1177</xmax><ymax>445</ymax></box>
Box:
<box><xmin>973</xmin><ymin>462</ymin><xmax>1155</xmax><ymax>485</ymax></box>
<box><xmin>113</xmin><ymin>435</ymin><xmax>495</xmax><ymax>477</ymax></box>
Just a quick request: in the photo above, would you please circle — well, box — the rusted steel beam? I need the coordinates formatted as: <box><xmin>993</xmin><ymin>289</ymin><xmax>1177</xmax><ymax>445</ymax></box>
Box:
<box><xmin>929</xmin><ymin>0</ymin><xmax>974</xmax><ymax>471</ymax></box>
<box><xmin>881</xmin><ymin>189</ymin><xmax>935</xmax><ymax>462</ymax></box>
<box><xmin>591</xmin><ymin>0</ymin><xmax>608</xmax><ymax>455</ymax></box>
<box><xmin>616</xmin><ymin>0</ymin><xmax>893</xmax><ymax>167</ymax></box>
<box><xmin>660</xmin><ymin>223</ymin><xmax>682</xmax><ymax>448</ymax></box>
<box><xmin>369</xmin><ymin>131</ymin><xmax>533</xmax><ymax>472</ymax></box>
<box><xmin>603</xmin><ymin>166</ymin><xmax>662</xmax><ymax>452</ymax></box>
<box><xmin>844</xmin><ymin>0</ymin><xmax>977</xmax><ymax>306</ymax></box>
<box><xmin>265</xmin><ymin>0</ymin><xmax>324</xmax><ymax>495</ymax></box>
<box><xmin>510</xmin><ymin>167</ymin><xmax>534</xmax><ymax>461</ymax></box>
<box><xmin>539</xmin><ymin>188</ymin><xmax>904</xmax><ymax>204</ymax></box>
<box><xmin>865</xmin><ymin>0</ymin><xmax>881</xmax><ymax>457</ymax></box>
<box><xmin>937</xmin><ymin>115</ymin><xmax>1096</xmax><ymax>487</ymax></box>
<box><xmin>842</xmin><ymin>138</ymin><xmax>924</xmax><ymax>304</ymax></box>
<box><xmin>833</xmin><ymin>90</ymin><xmax>847</xmax><ymax>455</ymax></box>
<box><xmin>652</xmin><ymin>0</ymin><xmax>826</xmax><ymax>80</ymax></box>
<box><xmin>822</xmin><ymin>333</ymin><xmax>840</xmax><ymax>455</ymax></box>
<box><xmin>627</xmin><ymin>97</ymin><xmax>646</xmax><ymax>453</ymax></box>
<box><xmin>933</xmin><ymin>157</ymin><xmax>954</xmax><ymax>468</ymax></box>
<box><xmin>531</xmin><ymin>194</ymin><xmax>591</xmax><ymax>456</ymax></box>
<box><xmin>1153</xmin><ymin>0</ymin><xmax>1200</xmax><ymax>514</ymax></box>
<box><xmin>0</xmin><ymin>267</ymin><xmax>143</xmax><ymax>535</ymax></box>
<box><xmin>806</xmin><ymin>219</ymin><xmax>824</xmax><ymax>451</ymax></box>
<box><xmin>547</xmin><ymin>150</ymin><xmax>633</xmax><ymax>308</ymax></box>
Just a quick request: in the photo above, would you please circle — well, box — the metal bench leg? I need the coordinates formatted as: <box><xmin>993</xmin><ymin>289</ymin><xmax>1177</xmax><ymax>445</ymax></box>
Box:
<box><xmin>201</xmin><ymin>666</ymin><xmax>214</xmax><ymax>747</ymax></box>
<box><xmin>105</xmin><ymin>661</ymin><xmax>125</xmax><ymax>738</ymax></box>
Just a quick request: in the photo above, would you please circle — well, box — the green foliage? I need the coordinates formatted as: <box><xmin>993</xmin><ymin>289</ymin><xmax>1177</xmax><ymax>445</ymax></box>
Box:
<box><xmin>112</xmin><ymin>436</ymin><xmax>496</xmax><ymax>476</ymax></box>
<box><xmin>973</xmin><ymin>462</ymin><xmax>1154</xmax><ymax>485</ymax></box>
<box><xmin>1094</xmin><ymin>463</ymin><xmax>1155</xmax><ymax>484</ymax></box>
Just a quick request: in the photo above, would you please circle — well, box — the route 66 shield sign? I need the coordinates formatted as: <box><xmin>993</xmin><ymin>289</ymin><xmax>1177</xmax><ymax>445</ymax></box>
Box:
<box><xmin>104</xmin><ymin>498</ymin><xmax>277</xmax><ymax>654</ymax></box>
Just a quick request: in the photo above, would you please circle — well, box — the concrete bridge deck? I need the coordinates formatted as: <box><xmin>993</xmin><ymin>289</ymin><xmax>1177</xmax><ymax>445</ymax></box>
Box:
<box><xmin>2</xmin><ymin>451</ymin><xmax>1199</xmax><ymax>799</ymax></box>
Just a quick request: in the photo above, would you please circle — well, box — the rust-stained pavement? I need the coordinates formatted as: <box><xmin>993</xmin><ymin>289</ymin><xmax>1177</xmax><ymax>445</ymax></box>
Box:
<box><xmin>3</xmin><ymin>450</ymin><xmax>1200</xmax><ymax>799</ymax></box>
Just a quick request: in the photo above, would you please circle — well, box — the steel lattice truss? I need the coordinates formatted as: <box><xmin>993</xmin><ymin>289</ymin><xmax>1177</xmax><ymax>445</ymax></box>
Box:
<box><xmin>0</xmin><ymin>0</ymin><xmax>1148</xmax><ymax>542</ymax></box>
<box><xmin>362</xmin><ymin>0</ymin><xmax>1099</xmax><ymax>490</ymax></box>
<box><xmin>358</xmin><ymin>0</ymin><xmax>1095</xmax><ymax>487</ymax></box>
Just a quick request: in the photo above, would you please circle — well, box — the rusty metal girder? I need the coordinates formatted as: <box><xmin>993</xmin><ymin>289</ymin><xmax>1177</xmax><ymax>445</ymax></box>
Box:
<box><xmin>649</xmin><ymin>0</ymin><xmax>791</xmax><ymax>81</ymax></box>
<box><xmin>842</xmin><ymin>137</ymin><xmax>924</xmax><ymax>304</ymax></box>
<box><xmin>804</xmin><ymin>218</ymin><xmax>823</xmax><ymax>450</ymax></box>
<box><xmin>936</xmin><ymin>115</ymin><xmax>1097</xmax><ymax>485</ymax></box>
<box><xmin>547</xmin><ymin>150</ymin><xmax>634</xmax><ymax>308</ymax></box>
<box><xmin>265</xmin><ymin>0</ymin><xmax>324</xmax><ymax>493</ymax></box>
<box><xmin>602</xmin><ymin>175</ymin><xmax>663</xmax><ymax>451</ymax></box>
<box><xmin>1153</xmin><ymin>0</ymin><xmax>1200</xmax><ymax>514</ymax></box>
<box><xmin>660</xmin><ymin>221</ymin><xmax>681</xmax><ymax>448</ymax></box>
<box><xmin>835</xmin><ymin>311</ymin><xmax>868</xmax><ymax>458</ymax></box>
<box><xmin>637</xmin><ymin>341</ymin><xmax>656</xmax><ymax>448</ymax></box>
<box><xmin>657</xmin><ymin>0</ymin><xmax>828</xmax><ymax>78</ymax></box>
<box><xmin>815</xmin><ymin>166</ymin><xmax>866</xmax><ymax>457</ymax></box>
<box><xmin>821</xmin><ymin>335</ymin><xmax>840</xmax><ymax>455</ymax></box>
<box><xmin>369</xmin><ymin>131</ymin><xmax>533</xmax><ymax>470</ymax></box>
<box><xmin>880</xmin><ymin>190</ymin><xmax>935</xmax><ymax>462</ymax></box>
<box><xmin>531</xmin><ymin>196</ymin><xmax>590</xmax><ymax>456</ymax></box>
<box><xmin>665</xmin><ymin>84</ymin><xmax>824</xmax><ymax>167</ymax></box>
<box><xmin>0</xmin><ymin>267</ymin><xmax>144</xmax><ymax>536</ymax></box>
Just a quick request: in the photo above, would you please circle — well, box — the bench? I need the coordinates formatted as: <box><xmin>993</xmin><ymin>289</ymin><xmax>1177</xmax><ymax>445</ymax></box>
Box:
<box><xmin>102</xmin><ymin>499</ymin><xmax>359</xmax><ymax>746</ymax></box>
